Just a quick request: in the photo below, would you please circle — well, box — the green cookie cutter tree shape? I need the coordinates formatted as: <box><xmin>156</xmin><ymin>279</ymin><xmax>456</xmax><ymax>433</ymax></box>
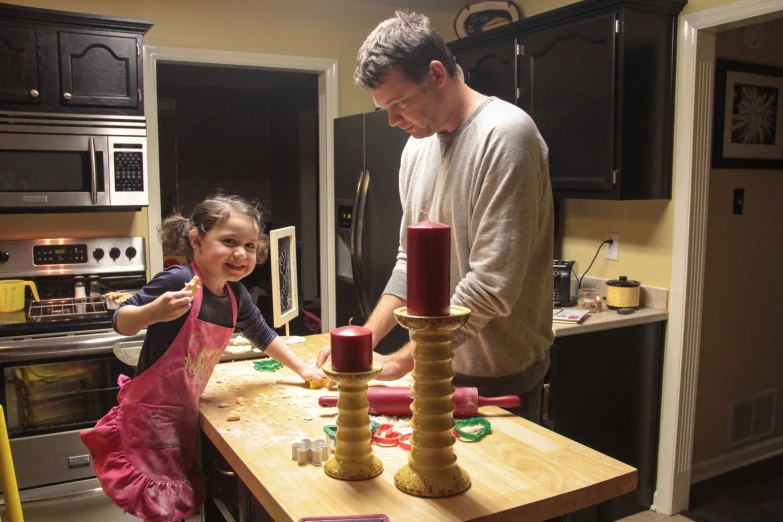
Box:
<box><xmin>253</xmin><ymin>359</ymin><xmax>283</xmax><ymax>372</ymax></box>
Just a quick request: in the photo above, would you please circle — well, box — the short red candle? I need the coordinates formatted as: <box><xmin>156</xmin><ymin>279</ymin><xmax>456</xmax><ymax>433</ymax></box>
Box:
<box><xmin>407</xmin><ymin>221</ymin><xmax>450</xmax><ymax>317</ymax></box>
<box><xmin>330</xmin><ymin>324</ymin><xmax>373</xmax><ymax>372</ymax></box>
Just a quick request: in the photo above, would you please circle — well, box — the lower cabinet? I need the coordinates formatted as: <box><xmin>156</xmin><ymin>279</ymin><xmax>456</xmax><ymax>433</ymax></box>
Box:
<box><xmin>546</xmin><ymin>322</ymin><xmax>666</xmax><ymax>521</ymax></box>
<box><xmin>201</xmin><ymin>434</ymin><xmax>274</xmax><ymax>522</ymax></box>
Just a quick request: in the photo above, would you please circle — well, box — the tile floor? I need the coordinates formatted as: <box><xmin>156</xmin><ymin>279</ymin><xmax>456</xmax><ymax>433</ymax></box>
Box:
<box><xmin>618</xmin><ymin>511</ymin><xmax>697</xmax><ymax>522</ymax></box>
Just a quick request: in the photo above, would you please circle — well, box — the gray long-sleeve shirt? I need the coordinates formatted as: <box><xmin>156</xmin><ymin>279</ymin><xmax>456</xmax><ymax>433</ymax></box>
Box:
<box><xmin>384</xmin><ymin>97</ymin><xmax>554</xmax><ymax>393</ymax></box>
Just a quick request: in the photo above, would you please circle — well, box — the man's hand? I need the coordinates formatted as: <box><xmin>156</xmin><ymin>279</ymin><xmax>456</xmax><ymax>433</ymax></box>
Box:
<box><xmin>315</xmin><ymin>344</ymin><xmax>332</xmax><ymax>369</ymax></box>
<box><xmin>376</xmin><ymin>345</ymin><xmax>414</xmax><ymax>381</ymax></box>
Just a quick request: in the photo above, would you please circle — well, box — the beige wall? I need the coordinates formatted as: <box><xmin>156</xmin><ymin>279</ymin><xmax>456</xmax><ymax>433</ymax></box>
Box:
<box><xmin>692</xmin><ymin>18</ymin><xmax>783</xmax><ymax>464</ymax></box>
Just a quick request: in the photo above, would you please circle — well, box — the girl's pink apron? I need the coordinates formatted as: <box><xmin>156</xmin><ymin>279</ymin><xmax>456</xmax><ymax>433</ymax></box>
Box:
<box><xmin>81</xmin><ymin>264</ymin><xmax>236</xmax><ymax>522</ymax></box>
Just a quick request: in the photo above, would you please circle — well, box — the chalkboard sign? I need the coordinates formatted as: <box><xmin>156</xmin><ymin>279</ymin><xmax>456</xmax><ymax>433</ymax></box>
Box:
<box><xmin>270</xmin><ymin>226</ymin><xmax>299</xmax><ymax>329</ymax></box>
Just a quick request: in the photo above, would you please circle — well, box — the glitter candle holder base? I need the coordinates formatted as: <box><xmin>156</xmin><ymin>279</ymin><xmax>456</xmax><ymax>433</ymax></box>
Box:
<box><xmin>321</xmin><ymin>361</ymin><xmax>383</xmax><ymax>480</ymax></box>
<box><xmin>392</xmin><ymin>306</ymin><xmax>471</xmax><ymax>497</ymax></box>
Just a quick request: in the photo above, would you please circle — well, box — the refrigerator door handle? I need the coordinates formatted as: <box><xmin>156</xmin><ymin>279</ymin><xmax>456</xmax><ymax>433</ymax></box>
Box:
<box><xmin>351</xmin><ymin>169</ymin><xmax>371</xmax><ymax>320</ymax></box>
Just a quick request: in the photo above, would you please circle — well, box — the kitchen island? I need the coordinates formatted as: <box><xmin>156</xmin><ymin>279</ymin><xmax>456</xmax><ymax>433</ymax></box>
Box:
<box><xmin>200</xmin><ymin>334</ymin><xmax>637</xmax><ymax>521</ymax></box>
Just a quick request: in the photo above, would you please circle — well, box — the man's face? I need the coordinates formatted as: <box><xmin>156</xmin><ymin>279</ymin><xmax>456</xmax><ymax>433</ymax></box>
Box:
<box><xmin>370</xmin><ymin>67</ymin><xmax>442</xmax><ymax>139</ymax></box>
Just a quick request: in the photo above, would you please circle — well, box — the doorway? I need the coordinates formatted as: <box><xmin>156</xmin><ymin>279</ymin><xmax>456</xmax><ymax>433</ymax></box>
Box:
<box><xmin>155</xmin><ymin>63</ymin><xmax>319</xmax><ymax>335</ymax></box>
<box><xmin>658</xmin><ymin>0</ymin><xmax>783</xmax><ymax>515</ymax></box>
<box><xmin>143</xmin><ymin>46</ymin><xmax>339</xmax><ymax>334</ymax></box>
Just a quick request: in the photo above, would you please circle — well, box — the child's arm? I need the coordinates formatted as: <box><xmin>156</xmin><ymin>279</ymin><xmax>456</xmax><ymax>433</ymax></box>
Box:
<box><xmin>115</xmin><ymin>290</ymin><xmax>193</xmax><ymax>335</ymax></box>
<box><xmin>262</xmin><ymin>337</ymin><xmax>326</xmax><ymax>383</ymax></box>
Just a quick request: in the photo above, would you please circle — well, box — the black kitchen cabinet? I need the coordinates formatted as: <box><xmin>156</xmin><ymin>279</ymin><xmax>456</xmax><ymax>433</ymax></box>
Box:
<box><xmin>450</xmin><ymin>0</ymin><xmax>686</xmax><ymax>200</ymax></box>
<box><xmin>517</xmin><ymin>13</ymin><xmax>617</xmax><ymax>195</ymax></box>
<box><xmin>58</xmin><ymin>31</ymin><xmax>140</xmax><ymax>109</ymax></box>
<box><xmin>547</xmin><ymin>321</ymin><xmax>666</xmax><ymax>521</ymax></box>
<box><xmin>0</xmin><ymin>3</ymin><xmax>152</xmax><ymax>115</ymax></box>
<box><xmin>0</xmin><ymin>24</ymin><xmax>41</xmax><ymax>105</ymax></box>
<box><xmin>455</xmin><ymin>38</ymin><xmax>517</xmax><ymax>105</ymax></box>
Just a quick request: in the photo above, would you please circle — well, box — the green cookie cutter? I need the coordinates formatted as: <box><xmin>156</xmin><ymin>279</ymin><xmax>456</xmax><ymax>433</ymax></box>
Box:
<box><xmin>454</xmin><ymin>417</ymin><xmax>491</xmax><ymax>442</ymax></box>
<box><xmin>253</xmin><ymin>359</ymin><xmax>283</xmax><ymax>372</ymax></box>
<box><xmin>323</xmin><ymin>420</ymin><xmax>381</xmax><ymax>441</ymax></box>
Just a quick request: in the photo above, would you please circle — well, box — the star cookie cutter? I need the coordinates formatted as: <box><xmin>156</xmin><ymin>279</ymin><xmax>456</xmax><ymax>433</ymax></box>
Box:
<box><xmin>291</xmin><ymin>438</ymin><xmax>331</xmax><ymax>466</ymax></box>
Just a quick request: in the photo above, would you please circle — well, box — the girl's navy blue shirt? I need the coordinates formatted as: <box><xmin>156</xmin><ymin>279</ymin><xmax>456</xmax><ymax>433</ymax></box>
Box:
<box><xmin>113</xmin><ymin>263</ymin><xmax>277</xmax><ymax>376</ymax></box>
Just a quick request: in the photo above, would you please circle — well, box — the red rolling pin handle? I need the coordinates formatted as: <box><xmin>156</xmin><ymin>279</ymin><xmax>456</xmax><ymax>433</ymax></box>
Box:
<box><xmin>318</xmin><ymin>387</ymin><xmax>520</xmax><ymax>417</ymax></box>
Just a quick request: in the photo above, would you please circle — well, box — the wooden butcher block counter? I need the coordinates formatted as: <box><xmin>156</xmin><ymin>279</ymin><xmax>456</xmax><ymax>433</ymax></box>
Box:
<box><xmin>199</xmin><ymin>334</ymin><xmax>637</xmax><ymax>522</ymax></box>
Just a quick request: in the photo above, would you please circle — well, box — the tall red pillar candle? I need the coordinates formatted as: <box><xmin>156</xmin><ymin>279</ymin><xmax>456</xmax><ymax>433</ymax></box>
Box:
<box><xmin>330</xmin><ymin>324</ymin><xmax>373</xmax><ymax>372</ymax></box>
<box><xmin>407</xmin><ymin>221</ymin><xmax>451</xmax><ymax>316</ymax></box>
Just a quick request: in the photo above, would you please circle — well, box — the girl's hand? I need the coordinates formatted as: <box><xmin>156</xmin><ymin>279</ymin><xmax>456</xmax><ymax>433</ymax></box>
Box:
<box><xmin>297</xmin><ymin>364</ymin><xmax>327</xmax><ymax>385</ymax></box>
<box><xmin>149</xmin><ymin>290</ymin><xmax>193</xmax><ymax>323</ymax></box>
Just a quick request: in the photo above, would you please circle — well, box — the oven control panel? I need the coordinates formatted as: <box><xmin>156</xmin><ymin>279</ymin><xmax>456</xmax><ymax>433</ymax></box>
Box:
<box><xmin>33</xmin><ymin>244</ymin><xmax>88</xmax><ymax>265</ymax></box>
<box><xmin>0</xmin><ymin>237</ymin><xmax>146</xmax><ymax>277</ymax></box>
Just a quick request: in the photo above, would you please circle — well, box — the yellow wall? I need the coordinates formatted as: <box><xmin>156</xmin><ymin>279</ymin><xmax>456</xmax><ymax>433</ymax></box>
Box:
<box><xmin>692</xmin><ymin>18</ymin><xmax>783</xmax><ymax>464</ymax></box>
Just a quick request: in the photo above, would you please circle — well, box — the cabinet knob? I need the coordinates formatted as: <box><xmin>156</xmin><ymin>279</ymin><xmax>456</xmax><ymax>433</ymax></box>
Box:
<box><xmin>63</xmin><ymin>92</ymin><xmax>72</xmax><ymax>100</ymax></box>
<box><xmin>29</xmin><ymin>89</ymin><xmax>39</xmax><ymax>98</ymax></box>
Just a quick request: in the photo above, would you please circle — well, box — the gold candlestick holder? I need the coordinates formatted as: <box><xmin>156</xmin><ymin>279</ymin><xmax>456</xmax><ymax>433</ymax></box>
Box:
<box><xmin>392</xmin><ymin>305</ymin><xmax>471</xmax><ymax>497</ymax></box>
<box><xmin>321</xmin><ymin>361</ymin><xmax>384</xmax><ymax>480</ymax></box>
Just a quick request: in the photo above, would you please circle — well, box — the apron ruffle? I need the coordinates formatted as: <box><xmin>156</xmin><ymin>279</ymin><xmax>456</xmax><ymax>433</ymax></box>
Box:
<box><xmin>80</xmin><ymin>406</ymin><xmax>206</xmax><ymax>522</ymax></box>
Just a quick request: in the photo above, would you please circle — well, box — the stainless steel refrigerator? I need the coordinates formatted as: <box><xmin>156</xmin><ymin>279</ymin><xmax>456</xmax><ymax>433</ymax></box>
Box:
<box><xmin>334</xmin><ymin>110</ymin><xmax>410</xmax><ymax>354</ymax></box>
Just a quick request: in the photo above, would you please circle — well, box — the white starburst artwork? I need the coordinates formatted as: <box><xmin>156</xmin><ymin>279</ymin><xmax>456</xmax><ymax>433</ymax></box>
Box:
<box><xmin>731</xmin><ymin>83</ymin><xmax>778</xmax><ymax>145</ymax></box>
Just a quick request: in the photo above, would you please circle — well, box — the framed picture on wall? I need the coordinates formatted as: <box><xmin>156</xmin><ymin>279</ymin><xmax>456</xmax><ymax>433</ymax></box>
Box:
<box><xmin>712</xmin><ymin>59</ymin><xmax>783</xmax><ymax>170</ymax></box>
<box><xmin>270</xmin><ymin>226</ymin><xmax>304</xmax><ymax>344</ymax></box>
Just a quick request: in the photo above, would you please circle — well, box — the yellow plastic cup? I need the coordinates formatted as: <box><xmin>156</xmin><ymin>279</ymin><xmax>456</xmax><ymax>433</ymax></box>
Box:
<box><xmin>0</xmin><ymin>280</ymin><xmax>40</xmax><ymax>312</ymax></box>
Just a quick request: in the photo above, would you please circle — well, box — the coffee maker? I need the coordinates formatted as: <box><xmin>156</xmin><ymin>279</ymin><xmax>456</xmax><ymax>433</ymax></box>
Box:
<box><xmin>553</xmin><ymin>260</ymin><xmax>577</xmax><ymax>307</ymax></box>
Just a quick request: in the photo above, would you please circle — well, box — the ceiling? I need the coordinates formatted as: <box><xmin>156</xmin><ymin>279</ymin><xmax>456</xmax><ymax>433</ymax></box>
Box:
<box><xmin>353</xmin><ymin>0</ymin><xmax>469</xmax><ymax>14</ymax></box>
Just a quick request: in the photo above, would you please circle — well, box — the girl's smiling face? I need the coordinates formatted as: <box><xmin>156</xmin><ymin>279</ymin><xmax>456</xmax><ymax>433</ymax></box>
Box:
<box><xmin>190</xmin><ymin>212</ymin><xmax>259</xmax><ymax>294</ymax></box>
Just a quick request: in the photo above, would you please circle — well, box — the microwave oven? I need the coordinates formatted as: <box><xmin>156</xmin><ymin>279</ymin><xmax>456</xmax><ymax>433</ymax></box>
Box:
<box><xmin>0</xmin><ymin>111</ymin><xmax>148</xmax><ymax>212</ymax></box>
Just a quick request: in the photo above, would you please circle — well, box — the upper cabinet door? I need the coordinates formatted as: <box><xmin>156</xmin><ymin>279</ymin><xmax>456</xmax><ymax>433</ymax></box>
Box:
<box><xmin>455</xmin><ymin>39</ymin><xmax>517</xmax><ymax>105</ymax></box>
<box><xmin>518</xmin><ymin>13</ymin><xmax>617</xmax><ymax>194</ymax></box>
<box><xmin>0</xmin><ymin>25</ymin><xmax>41</xmax><ymax>105</ymax></box>
<box><xmin>58</xmin><ymin>32</ymin><xmax>139</xmax><ymax>108</ymax></box>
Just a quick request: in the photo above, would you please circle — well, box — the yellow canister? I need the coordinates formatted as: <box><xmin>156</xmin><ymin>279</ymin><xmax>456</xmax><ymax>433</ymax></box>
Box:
<box><xmin>605</xmin><ymin>276</ymin><xmax>641</xmax><ymax>310</ymax></box>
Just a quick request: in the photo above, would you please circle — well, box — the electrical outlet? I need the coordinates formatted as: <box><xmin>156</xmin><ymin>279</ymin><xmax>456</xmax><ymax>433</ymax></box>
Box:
<box><xmin>605</xmin><ymin>233</ymin><xmax>619</xmax><ymax>261</ymax></box>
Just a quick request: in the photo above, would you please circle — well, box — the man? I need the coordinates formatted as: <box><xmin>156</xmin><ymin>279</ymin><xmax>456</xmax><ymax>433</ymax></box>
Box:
<box><xmin>317</xmin><ymin>11</ymin><xmax>554</xmax><ymax>422</ymax></box>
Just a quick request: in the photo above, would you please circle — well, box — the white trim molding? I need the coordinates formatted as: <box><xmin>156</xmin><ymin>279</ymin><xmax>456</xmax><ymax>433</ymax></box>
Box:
<box><xmin>691</xmin><ymin>435</ymin><xmax>783</xmax><ymax>484</ymax></box>
<box><xmin>656</xmin><ymin>0</ymin><xmax>783</xmax><ymax>515</ymax></box>
<box><xmin>142</xmin><ymin>46</ymin><xmax>338</xmax><ymax>332</ymax></box>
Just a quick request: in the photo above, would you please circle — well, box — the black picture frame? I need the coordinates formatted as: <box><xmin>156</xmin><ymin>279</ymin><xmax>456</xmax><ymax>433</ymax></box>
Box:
<box><xmin>712</xmin><ymin>59</ymin><xmax>783</xmax><ymax>170</ymax></box>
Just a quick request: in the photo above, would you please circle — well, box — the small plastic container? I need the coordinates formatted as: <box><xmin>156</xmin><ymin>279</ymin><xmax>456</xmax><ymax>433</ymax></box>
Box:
<box><xmin>577</xmin><ymin>288</ymin><xmax>602</xmax><ymax>313</ymax></box>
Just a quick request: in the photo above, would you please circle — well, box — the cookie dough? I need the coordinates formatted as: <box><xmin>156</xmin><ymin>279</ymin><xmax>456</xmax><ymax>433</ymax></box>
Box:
<box><xmin>183</xmin><ymin>275</ymin><xmax>200</xmax><ymax>293</ymax></box>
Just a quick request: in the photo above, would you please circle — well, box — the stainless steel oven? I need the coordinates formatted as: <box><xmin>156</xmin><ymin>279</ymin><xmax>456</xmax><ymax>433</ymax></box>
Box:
<box><xmin>0</xmin><ymin>237</ymin><xmax>151</xmax><ymax>521</ymax></box>
<box><xmin>0</xmin><ymin>111</ymin><xmax>148</xmax><ymax>211</ymax></box>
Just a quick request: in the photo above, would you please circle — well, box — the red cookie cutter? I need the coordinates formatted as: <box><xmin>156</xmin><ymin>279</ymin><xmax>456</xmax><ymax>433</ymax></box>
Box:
<box><xmin>372</xmin><ymin>423</ymin><xmax>402</xmax><ymax>446</ymax></box>
<box><xmin>398</xmin><ymin>433</ymin><xmax>412</xmax><ymax>451</ymax></box>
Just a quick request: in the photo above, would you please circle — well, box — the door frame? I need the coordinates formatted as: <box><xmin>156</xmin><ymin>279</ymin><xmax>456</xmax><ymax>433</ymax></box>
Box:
<box><xmin>143</xmin><ymin>46</ymin><xmax>338</xmax><ymax>332</ymax></box>
<box><xmin>657</xmin><ymin>0</ymin><xmax>783</xmax><ymax>514</ymax></box>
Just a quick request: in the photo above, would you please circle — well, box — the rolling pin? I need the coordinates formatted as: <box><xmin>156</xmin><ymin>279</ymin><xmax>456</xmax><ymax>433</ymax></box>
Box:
<box><xmin>318</xmin><ymin>387</ymin><xmax>520</xmax><ymax>417</ymax></box>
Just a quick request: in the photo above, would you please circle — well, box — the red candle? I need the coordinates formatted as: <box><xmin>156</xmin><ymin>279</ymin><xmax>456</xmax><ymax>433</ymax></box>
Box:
<box><xmin>407</xmin><ymin>221</ymin><xmax>450</xmax><ymax>316</ymax></box>
<box><xmin>330</xmin><ymin>324</ymin><xmax>373</xmax><ymax>372</ymax></box>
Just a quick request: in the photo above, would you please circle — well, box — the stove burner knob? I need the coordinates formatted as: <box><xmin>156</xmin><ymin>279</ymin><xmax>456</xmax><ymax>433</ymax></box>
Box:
<box><xmin>109</xmin><ymin>247</ymin><xmax>121</xmax><ymax>261</ymax></box>
<box><xmin>125</xmin><ymin>246</ymin><xmax>137</xmax><ymax>260</ymax></box>
<box><xmin>93</xmin><ymin>248</ymin><xmax>105</xmax><ymax>261</ymax></box>
<box><xmin>0</xmin><ymin>251</ymin><xmax>9</xmax><ymax>263</ymax></box>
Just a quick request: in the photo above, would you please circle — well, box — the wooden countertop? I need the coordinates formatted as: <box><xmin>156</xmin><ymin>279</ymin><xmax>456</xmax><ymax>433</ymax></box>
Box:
<box><xmin>200</xmin><ymin>334</ymin><xmax>637</xmax><ymax>522</ymax></box>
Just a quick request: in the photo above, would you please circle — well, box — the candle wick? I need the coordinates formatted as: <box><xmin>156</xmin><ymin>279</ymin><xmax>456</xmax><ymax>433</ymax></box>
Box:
<box><xmin>348</xmin><ymin>317</ymin><xmax>353</xmax><ymax>326</ymax></box>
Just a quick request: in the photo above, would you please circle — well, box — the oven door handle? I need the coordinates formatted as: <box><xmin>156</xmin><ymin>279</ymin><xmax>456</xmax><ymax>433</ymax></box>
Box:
<box><xmin>0</xmin><ymin>332</ymin><xmax>144</xmax><ymax>363</ymax></box>
<box><xmin>0</xmin><ymin>479</ymin><xmax>105</xmax><ymax>508</ymax></box>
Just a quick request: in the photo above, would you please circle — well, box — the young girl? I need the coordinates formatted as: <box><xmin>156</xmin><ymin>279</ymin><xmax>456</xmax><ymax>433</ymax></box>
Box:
<box><xmin>81</xmin><ymin>194</ymin><xmax>325</xmax><ymax>522</ymax></box>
